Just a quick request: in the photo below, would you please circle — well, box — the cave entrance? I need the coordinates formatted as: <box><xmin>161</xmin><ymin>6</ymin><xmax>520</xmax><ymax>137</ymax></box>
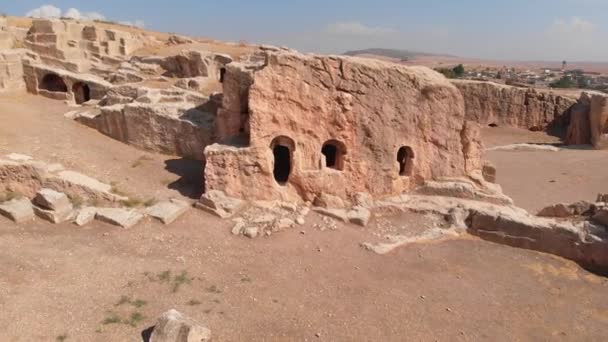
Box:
<box><xmin>397</xmin><ymin>146</ymin><xmax>414</xmax><ymax>176</ymax></box>
<box><xmin>271</xmin><ymin>136</ymin><xmax>295</xmax><ymax>185</ymax></box>
<box><xmin>39</xmin><ymin>74</ymin><xmax>68</xmax><ymax>93</ymax></box>
<box><xmin>321</xmin><ymin>140</ymin><xmax>346</xmax><ymax>170</ymax></box>
<box><xmin>72</xmin><ymin>82</ymin><xmax>91</xmax><ymax>104</ymax></box>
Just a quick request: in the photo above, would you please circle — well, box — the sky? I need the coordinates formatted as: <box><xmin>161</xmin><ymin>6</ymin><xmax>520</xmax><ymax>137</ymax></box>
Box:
<box><xmin>1</xmin><ymin>0</ymin><xmax>607</xmax><ymax>61</ymax></box>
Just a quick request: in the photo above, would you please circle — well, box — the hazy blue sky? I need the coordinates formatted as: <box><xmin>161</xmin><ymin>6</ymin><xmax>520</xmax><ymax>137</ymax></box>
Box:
<box><xmin>2</xmin><ymin>0</ymin><xmax>607</xmax><ymax>61</ymax></box>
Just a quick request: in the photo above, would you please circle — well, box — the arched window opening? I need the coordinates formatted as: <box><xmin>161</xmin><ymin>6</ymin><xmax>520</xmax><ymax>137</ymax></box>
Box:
<box><xmin>322</xmin><ymin>140</ymin><xmax>346</xmax><ymax>171</ymax></box>
<box><xmin>397</xmin><ymin>146</ymin><xmax>415</xmax><ymax>176</ymax></box>
<box><xmin>270</xmin><ymin>136</ymin><xmax>295</xmax><ymax>185</ymax></box>
<box><xmin>72</xmin><ymin>82</ymin><xmax>91</xmax><ymax>104</ymax></box>
<box><xmin>39</xmin><ymin>74</ymin><xmax>68</xmax><ymax>93</ymax></box>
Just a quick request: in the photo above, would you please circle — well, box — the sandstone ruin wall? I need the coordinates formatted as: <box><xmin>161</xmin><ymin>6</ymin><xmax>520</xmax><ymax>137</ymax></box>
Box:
<box><xmin>205</xmin><ymin>52</ymin><xmax>483</xmax><ymax>203</ymax></box>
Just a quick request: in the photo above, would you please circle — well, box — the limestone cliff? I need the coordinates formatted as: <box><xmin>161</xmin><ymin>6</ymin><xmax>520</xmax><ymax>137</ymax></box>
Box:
<box><xmin>453</xmin><ymin>80</ymin><xmax>577</xmax><ymax>131</ymax></box>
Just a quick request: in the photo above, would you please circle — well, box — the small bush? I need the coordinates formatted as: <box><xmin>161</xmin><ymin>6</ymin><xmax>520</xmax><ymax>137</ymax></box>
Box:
<box><xmin>102</xmin><ymin>312</ymin><xmax>122</xmax><ymax>325</ymax></box>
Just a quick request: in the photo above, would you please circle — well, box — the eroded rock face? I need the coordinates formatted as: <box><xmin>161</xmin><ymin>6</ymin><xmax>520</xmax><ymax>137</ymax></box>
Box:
<box><xmin>205</xmin><ymin>52</ymin><xmax>482</xmax><ymax>203</ymax></box>
<box><xmin>453</xmin><ymin>80</ymin><xmax>577</xmax><ymax>130</ymax></box>
<box><xmin>75</xmin><ymin>85</ymin><xmax>220</xmax><ymax>159</ymax></box>
<box><xmin>160</xmin><ymin>50</ymin><xmax>232</xmax><ymax>79</ymax></box>
<box><xmin>589</xmin><ymin>94</ymin><xmax>608</xmax><ymax>149</ymax></box>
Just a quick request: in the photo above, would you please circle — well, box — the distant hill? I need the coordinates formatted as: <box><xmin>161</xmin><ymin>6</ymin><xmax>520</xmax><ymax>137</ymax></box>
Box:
<box><xmin>343</xmin><ymin>48</ymin><xmax>454</xmax><ymax>61</ymax></box>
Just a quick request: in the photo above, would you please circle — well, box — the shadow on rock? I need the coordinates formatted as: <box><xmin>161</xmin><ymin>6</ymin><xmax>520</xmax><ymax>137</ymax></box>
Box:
<box><xmin>164</xmin><ymin>158</ymin><xmax>204</xmax><ymax>199</ymax></box>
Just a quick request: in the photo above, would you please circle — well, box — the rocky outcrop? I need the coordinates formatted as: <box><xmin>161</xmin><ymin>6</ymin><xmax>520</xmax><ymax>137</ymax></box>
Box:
<box><xmin>0</xmin><ymin>153</ymin><xmax>125</xmax><ymax>204</ymax></box>
<box><xmin>453</xmin><ymin>80</ymin><xmax>577</xmax><ymax>131</ymax></box>
<box><xmin>24</xmin><ymin>19</ymin><xmax>148</xmax><ymax>73</ymax></box>
<box><xmin>160</xmin><ymin>49</ymin><xmax>232</xmax><ymax>79</ymax></box>
<box><xmin>73</xmin><ymin>85</ymin><xmax>220</xmax><ymax>159</ymax></box>
<box><xmin>0</xmin><ymin>49</ymin><xmax>27</xmax><ymax>91</ymax></box>
<box><xmin>589</xmin><ymin>94</ymin><xmax>608</xmax><ymax>149</ymax></box>
<box><xmin>205</xmin><ymin>52</ymin><xmax>483</xmax><ymax>203</ymax></box>
<box><xmin>565</xmin><ymin>93</ymin><xmax>608</xmax><ymax>149</ymax></box>
<box><xmin>370</xmin><ymin>184</ymin><xmax>608</xmax><ymax>271</ymax></box>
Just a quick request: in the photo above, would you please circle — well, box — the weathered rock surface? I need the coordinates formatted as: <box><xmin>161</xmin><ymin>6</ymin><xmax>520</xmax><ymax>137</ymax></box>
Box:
<box><xmin>96</xmin><ymin>208</ymin><xmax>143</xmax><ymax>228</ymax></box>
<box><xmin>589</xmin><ymin>94</ymin><xmax>608</xmax><ymax>149</ymax></box>
<box><xmin>206</xmin><ymin>52</ymin><xmax>483</xmax><ymax>202</ymax></box>
<box><xmin>373</xmin><ymin>192</ymin><xmax>608</xmax><ymax>270</ymax></box>
<box><xmin>160</xmin><ymin>49</ymin><xmax>231</xmax><ymax>79</ymax></box>
<box><xmin>453</xmin><ymin>79</ymin><xmax>577</xmax><ymax>130</ymax></box>
<box><xmin>76</xmin><ymin>86</ymin><xmax>220</xmax><ymax>159</ymax></box>
<box><xmin>0</xmin><ymin>198</ymin><xmax>35</xmax><ymax>223</ymax></box>
<box><xmin>74</xmin><ymin>207</ymin><xmax>97</xmax><ymax>226</ymax></box>
<box><xmin>537</xmin><ymin>201</ymin><xmax>592</xmax><ymax>218</ymax></box>
<box><xmin>150</xmin><ymin>309</ymin><xmax>211</xmax><ymax>342</ymax></box>
<box><xmin>196</xmin><ymin>190</ymin><xmax>244</xmax><ymax>218</ymax></box>
<box><xmin>33</xmin><ymin>205</ymin><xmax>74</xmax><ymax>224</ymax></box>
<box><xmin>145</xmin><ymin>199</ymin><xmax>191</xmax><ymax>224</ymax></box>
<box><xmin>33</xmin><ymin>188</ymin><xmax>71</xmax><ymax>211</ymax></box>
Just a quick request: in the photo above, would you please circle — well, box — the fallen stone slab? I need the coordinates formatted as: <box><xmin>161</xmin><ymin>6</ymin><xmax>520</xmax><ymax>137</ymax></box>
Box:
<box><xmin>150</xmin><ymin>309</ymin><xmax>211</xmax><ymax>342</ymax></box>
<box><xmin>33</xmin><ymin>188</ymin><xmax>72</xmax><ymax>211</ymax></box>
<box><xmin>145</xmin><ymin>199</ymin><xmax>191</xmax><ymax>224</ymax></box>
<box><xmin>347</xmin><ymin>206</ymin><xmax>371</xmax><ymax>227</ymax></box>
<box><xmin>0</xmin><ymin>198</ymin><xmax>35</xmax><ymax>223</ymax></box>
<box><xmin>34</xmin><ymin>206</ymin><xmax>74</xmax><ymax>224</ymax></box>
<box><xmin>313</xmin><ymin>207</ymin><xmax>348</xmax><ymax>222</ymax></box>
<box><xmin>196</xmin><ymin>190</ymin><xmax>244</xmax><ymax>218</ymax></box>
<box><xmin>362</xmin><ymin>227</ymin><xmax>463</xmax><ymax>254</ymax></box>
<box><xmin>75</xmin><ymin>207</ymin><xmax>97</xmax><ymax>226</ymax></box>
<box><xmin>96</xmin><ymin>208</ymin><xmax>143</xmax><ymax>228</ymax></box>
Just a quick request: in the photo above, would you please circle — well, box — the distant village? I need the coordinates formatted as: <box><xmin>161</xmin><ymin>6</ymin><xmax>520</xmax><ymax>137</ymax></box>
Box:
<box><xmin>436</xmin><ymin>62</ymin><xmax>608</xmax><ymax>94</ymax></box>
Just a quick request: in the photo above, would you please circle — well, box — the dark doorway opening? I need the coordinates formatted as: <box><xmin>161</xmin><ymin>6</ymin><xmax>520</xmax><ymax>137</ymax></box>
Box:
<box><xmin>321</xmin><ymin>140</ymin><xmax>346</xmax><ymax>170</ymax></box>
<box><xmin>322</xmin><ymin>144</ymin><xmax>337</xmax><ymax>168</ymax></box>
<box><xmin>219</xmin><ymin>67</ymin><xmax>226</xmax><ymax>83</ymax></box>
<box><xmin>397</xmin><ymin>146</ymin><xmax>414</xmax><ymax>176</ymax></box>
<box><xmin>39</xmin><ymin>74</ymin><xmax>68</xmax><ymax>92</ymax></box>
<box><xmin>271</xmin><ymin>136</ymin><xmax>295</xmax><ymax>184</ymax></box>
<box><xmin>72</xmin><ymin>82</ymin><xmax>91</xmax><ymax>104</ymax></box>
<box><xmin>273</xmin><ymin>145</ymin><xmax>291</xmax><ymax>184</ymax></box>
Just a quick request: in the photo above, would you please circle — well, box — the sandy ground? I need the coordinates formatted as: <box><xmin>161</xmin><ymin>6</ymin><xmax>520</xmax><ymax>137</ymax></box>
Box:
<box><xmin>1</xmin><ymin>94</ymin><xmax>608</xmax><ymax>341</ymax></box>
<box><xmin>482</xmin><ymin>127</ymin><xmax>608</xmax><ymax>212</ymax></box>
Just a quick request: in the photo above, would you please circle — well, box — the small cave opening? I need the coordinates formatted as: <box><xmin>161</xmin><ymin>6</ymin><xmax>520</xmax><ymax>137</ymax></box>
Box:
<box><xmin>397</xmin><ymin>146</ymin><xmax>415</xmax><ymax>176</ymax></box>
<box><xmin>488</xmin><ymin>123</ymin><xmax>499</xmax><ymax>128</ymax></box>
<box><xmin>321</xmin><ymin>140</ymin><xmax>346</xmax><ymax>171</ymax></box>
<box><xmin>271</xmin><ymin>136</ymin><xmax>295</xmax><ymax>185</ymax></box>
<box><xmin>72</xmin><ymin>82</ymin><xmax>91</xmax><ymax>104</ymax></box>
<box><xmin>39</xmin><ymin>74</ymin><xmax>68</xmax><ymax>93</ymax></box>
<box><xmin>219</xmin><ymin>67</ymin><xmax>227</xmax><ymax>83</ymax></box>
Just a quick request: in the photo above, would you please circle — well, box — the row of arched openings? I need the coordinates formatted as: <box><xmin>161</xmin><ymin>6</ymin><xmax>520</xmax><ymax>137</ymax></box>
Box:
<box><xmin>271</xmin><ymin>136</ymin><xmax>414</xmax><ymax>184</ymax></box>
<box><xmin>39</xmin><ymin>73</ymin><xmax>91</xmax><ymax>104</ymax></box>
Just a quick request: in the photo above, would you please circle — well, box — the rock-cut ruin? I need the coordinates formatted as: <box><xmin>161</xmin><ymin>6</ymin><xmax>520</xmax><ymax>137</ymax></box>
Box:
<box><xmin>0</xmin><ymin>17</ymin><xmax>607</xmax><ymax>275</ymax></box>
